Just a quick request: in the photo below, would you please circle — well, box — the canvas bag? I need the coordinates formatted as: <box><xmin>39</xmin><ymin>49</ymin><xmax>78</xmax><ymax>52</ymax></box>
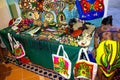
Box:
<box><xmin>74</xmin><ymin>48</ymin><xmax>98</xmax><ymax>80</ymax></box>
<box><xmin>96</xmin><ymin>40</ymin><xmax>120</xmax><ymax>77</ymax></box>
<box><xmin>8</xmin><ymin>33</ymin><xmax>25</xmax><ymax>59</ymax></box>
<box><xmin>52</xmin><ymin>45</ymin><xmax>71</xmax><ymax>79</ymax></box>
<box><xmin>76</xmin><ymin>0</ymin><xmax>104</xmax><ymax>20</ymax></box>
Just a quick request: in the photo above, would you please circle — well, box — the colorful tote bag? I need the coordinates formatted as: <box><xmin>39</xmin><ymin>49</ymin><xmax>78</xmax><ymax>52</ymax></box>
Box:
<box><xmin>76</xmin><ymin>0</ymin><xmax>104</xmax><ymax>20</ymax></box>
<box><xmin>52</xmin><ymin>45</ymin><xmax>71</xmax><ymax>79</ymax></box>
<box><xmin>96</xmin><ymin>40</ymin><xmax>120</xmax><ymax>77</ymax></box>
<box><xmin>74</xmin><ymin>48</ymin><xmax>98</xmax><ymax>80</ymax></box>
<box><xmin>8</xmin><ymin>33</ymin><xmax>25</xmax><ymax>59</ymax></box>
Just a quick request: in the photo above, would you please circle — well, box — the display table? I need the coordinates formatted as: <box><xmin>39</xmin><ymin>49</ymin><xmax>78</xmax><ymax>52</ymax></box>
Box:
<box><xmin>0</xmin><ymin>27</ymin><xmax>81</xmax><ymax>80</ymax></box>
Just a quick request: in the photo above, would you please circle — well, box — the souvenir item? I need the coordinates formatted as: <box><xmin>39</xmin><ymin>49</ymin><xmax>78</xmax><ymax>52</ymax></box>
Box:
<box><xmin>52</xmin><ymin>45</ymin><xmax>71</xmax><ymax>79</ymax></box>
<box><xmin>26</xmin><ymin>11</ymin><xmax>41</xmax><ymax>20</ymax></box>
<box><xmin>36</xmin><ymin>0</ymin><xmax>44</xmax><ymax>11</ymax></box>
<box><xmin>57</xmin><ymin>1</ymin><xmax>66</xmax><ymax>12</ymax></box>
<box><xmin>8</xmin><ymin>18</ymin><xmax>16</xmax><ymax>26</ymax></box>
<box><xmin>76</xmin><ymin>0</ymin><xmax>104</xmax><ymax>20</ymax></box>
<box><xmin>57</xmin><ymin>12</ymin><xmax>66</xmax><ymax>24</ymax></box>
<box><xmin>19</xmin><ymin>0</ymin><xmax>29</xmax><ymax>10</ymax></box>
<box><xmin>27</xmin><ymin>12</ymin><xmax>35</xmax><ymax>19</ymax></box>
<box><xmin>50</xmin><ymin>2</ymin><xmax>59</xmax><ymax>14</ymax></box>
<box><xmin>12</xmin><ymin>17</ymin><xmax>22</xmax><ymax>26</ymax></box>
<box><xmin>43</xmin><ymin>0</ymin><xmax>51</xmax><ymax>12</ymax></box>
<box><xmin>96</xmin><ymin>40</ymin><xmax>120</xmax><ymax>77</ymax></box>
<box><xmin>11</xmin><ymin>17</ymin><xmax>22</xmax><ymax>31</ymax></box>
<box><xmin>20</xmin><ymin>56</ymin><xmax>31</xmax><ymax>64</ymax></box>
<box><xmin>74</xmin><ymin>48</ymin><xmax>98</xmax><ymax>80</ymax></box>
<box><xmin>71</xmin><ymin>29</ymin><xmax>83</xmax><ymax>38</ymax></box>
<box><xmin>28</xmin><ymin>1</ymin><xmax>36</xmax><ymax>10</ymax></box>
<box><xmin>26</xmin><ymin>26</ymin><xmax>41</xmax><ymax>36</ymax></box>
<box><xmin>68</xmin><ymin>2</ymin><xmax>75</xmax><ymax>11</ymax></box>
<box><xmin>8</xmin><ymin>33</ymin><xmax>25</xmax><ymax>59</ymax></box>
<box><xmin>44</xmin><ymin>12</ymin><xmax>54</xmax><ymax>23</ymax></box>
<box><xmin>19</xmin><ymin>0</ymin><xmax>37</xmax><ymax>10</ymax></box>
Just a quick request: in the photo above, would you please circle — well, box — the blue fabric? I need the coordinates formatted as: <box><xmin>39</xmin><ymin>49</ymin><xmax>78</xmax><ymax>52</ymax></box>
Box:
<box><xmin>86</xmin><ymin>18</ymin><xmax>102</xmax><ymax>27</ymax></box>
<box><xmin>76</xmin><ymin>0</ymin><xmax>104</xmax><ymax>20</ymax></box>
<box><xmin>87</xmin><ymin>50</ymin><xmax>96</xmax><ymax>63</ymax></box>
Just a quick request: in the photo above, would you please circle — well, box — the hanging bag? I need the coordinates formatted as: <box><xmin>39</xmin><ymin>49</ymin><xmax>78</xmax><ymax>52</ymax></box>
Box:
<box><xmin>8</xmin><ymin>33</ymin><xmax>25</xmax><ymax>59</ymax></box>
<box><xmin>76</xmin><ymin>0</ymin><xmax>104</xmax><ymax>20</ymax></box>
<box><xmin>74</xmin><ymin>48</ymin><xmax>98</xmax><ymax>80</ymax></box>
<box><xmin>52</xmin><ymin>45</ymin><xmax>71</xmax><ymax>79</ymax></box>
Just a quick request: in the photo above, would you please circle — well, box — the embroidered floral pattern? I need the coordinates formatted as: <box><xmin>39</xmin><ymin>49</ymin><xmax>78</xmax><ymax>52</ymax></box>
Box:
<box><xmin>53</xmin><ymin>56</ymin><xmax>69</xmax><ymax>77</ymax></box>
<box><xmin>74</xmin><ymin>61</ymin><xmax>93</xmax><ymax>79</ymax></box>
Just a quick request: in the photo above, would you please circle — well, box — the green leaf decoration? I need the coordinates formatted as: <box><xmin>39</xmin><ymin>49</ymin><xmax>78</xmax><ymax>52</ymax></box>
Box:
<box><xmin>111</xmin><ymin>63</ymin><xmax>120</xmax><ymax>70</ymax></box>
<box><xmin>60</xmin><ymin>61</ymin><xmax>65</xmax><ymax>68</ymax></box>
<box><xmin>104</xmin><ymin>42</ymin><xmax>111</xmax><ymax>55</ymax></box>
<box><xmin>118</xmin><ymin>42</ymin><xmax>120</xmax><ymax>57</ymax></box>
<box><xmin>55</xmin><ymin>68</ymin><xmax>61</xmax><ymax>72</ymax></box>
<box><xmin>116</xmin><ymin>59</ymin><xmax>120</xmax><ymax>64</ymax></box>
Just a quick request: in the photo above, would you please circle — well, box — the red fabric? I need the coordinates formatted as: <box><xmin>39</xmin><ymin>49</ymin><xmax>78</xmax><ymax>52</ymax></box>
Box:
<box><xmin>71</xmin><ymin>30</ymin><xmax>83</xmax><ymax>38</ymax></box>
<box><xmin>8</xmin><ymin>18</ymin><xmax>16</xmax><ymax>26</ymax></box>
<box><xmin>20</xmin><ymin>57</ymin><xmax>30</xmax><ymax>64</ymax></box>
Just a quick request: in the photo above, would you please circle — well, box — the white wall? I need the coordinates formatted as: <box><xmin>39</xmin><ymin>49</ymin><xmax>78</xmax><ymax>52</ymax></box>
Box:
<box><xmin>0</xmin><ymin>0</ymin><xmax>12</xmax><ymax>30</ymax></box>
<box><xmin>104</xmin><ymin>0</ymin><xmax>109</xmax><ymax>18</ymax></box>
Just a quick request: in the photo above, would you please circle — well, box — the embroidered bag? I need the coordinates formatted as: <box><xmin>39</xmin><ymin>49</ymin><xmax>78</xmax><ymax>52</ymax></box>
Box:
<box><xmin>76</xmin><ymin>0</ymin><xmax>104</xmax><ymax>20</ymax></box>
<box><xmin>8</xmin><ymin>33</ymin><xmax>25</xmax><ymax>59</ymax></box>
<box><xmin>52</xmin><ymin>45</ymin><xmax>71</xmax><ymax>79</ymax></box>
<box><xmin>96</xmin><ymin>40</ymin><xmax>120</xmax><ymax>77</ymax></box>
<box><xmin>74</xmin><ymin>48</ymin><xmax>98</xmax><ymax>80</ymax></box>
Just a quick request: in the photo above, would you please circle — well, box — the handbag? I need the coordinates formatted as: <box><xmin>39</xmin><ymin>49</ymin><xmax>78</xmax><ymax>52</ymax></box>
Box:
<box><xmin>8</xmin><ymin>33</ymin><xmax>25</xmax><ymax>59</ymax></box>
<box><xmin>74</xmin><ymin>48</ymin><xmax>98</xmax><ymax>80</ymax></box>
<box><xmin>96</xmin><ymin>40</ymin><xmax>120</xmax><ymax>77</ymax></box>
<box><xmin>76</xmin><ymin>0</ymin><xmax>104</xmax><ymax>20</ymax></box>
<box><xmin>52</xmin><ymin>45</ymin><xmax>71</xmax><ymax>79</ymax></box>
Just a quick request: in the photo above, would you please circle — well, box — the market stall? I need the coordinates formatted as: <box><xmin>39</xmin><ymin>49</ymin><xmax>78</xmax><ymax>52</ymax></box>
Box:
<box><xmin>0</xmin><ymin>0</ymin><xmax>106</xmax><ymax>80</ymax></box>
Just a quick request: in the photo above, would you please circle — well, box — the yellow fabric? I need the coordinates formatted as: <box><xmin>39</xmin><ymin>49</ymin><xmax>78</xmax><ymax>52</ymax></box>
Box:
<box><xmin>100</xmin><ymin>67</ymin><xmax>115</xmax><ymax>77</ymax></box>
<box><xmin>96</xmin><ymin>40</ymin><xmax>119</xmax><ymax>77</ymax></box>
<box><xmin>96</xmin><ymin>40</ymin><xmax>117</xmax><ymax>65</ymax></box>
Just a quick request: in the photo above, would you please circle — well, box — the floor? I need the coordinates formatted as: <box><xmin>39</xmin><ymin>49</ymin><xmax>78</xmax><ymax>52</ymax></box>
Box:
<box><xmin>0</xmin><ymin>63</ymin><xmax>50</xmax><ymax>80</ymax></box>
<box><xmin>0</xmin><ymin>54</ymin><xmax>66</xmax><ymax>80</ymax></box>
<box><xmin>0</xmin><ymin>48</ymin><xmax>51</xmax><ymax>80</ymax></box>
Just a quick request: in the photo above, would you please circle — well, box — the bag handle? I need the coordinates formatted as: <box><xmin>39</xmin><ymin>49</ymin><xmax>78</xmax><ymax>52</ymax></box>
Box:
<box><xmin>77</xmin><ymin>48</ymin><xmax>90</xmax><ymax>61</ymax></box>
<box><xmin>8</xmin><ymin>33</ymin><xmax>14</xmax><ymax>51</ymax></box>
<box><xmin>8</xmin><ymin>33</ymin><xmax>19</xmax><ymax>49</ymax></box>
<box><xmin>57</xmin><ymin>45</ymin><xmax>69</xmax><ymax>59</ymax></box>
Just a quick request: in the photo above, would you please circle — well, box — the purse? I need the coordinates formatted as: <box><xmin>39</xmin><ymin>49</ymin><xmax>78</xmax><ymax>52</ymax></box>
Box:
<box><xmin>8</xmin><ymin>33</ymin><xmax>25</xmax><ymax>59</ymax></box>
<box><xmin>74</xmin><ymin>48</ymin><xmax>98</xmax><ymax>80</ymax></box>
<box><xmin>76</xmin><ymin>0</ymin><xmax>104</xmax><ymax>20</ymax></box>
<box><xmin>52</xmin><ymin>45</ymin><xmax>71</xmax><ymax>79</ymax></box>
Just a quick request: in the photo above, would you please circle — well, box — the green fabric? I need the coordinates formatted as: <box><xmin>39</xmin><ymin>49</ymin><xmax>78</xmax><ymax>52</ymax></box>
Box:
<box><xmin>0</xmin><ymin>27</ymin><xmax>80</xmax><ymax>80</ymax></box>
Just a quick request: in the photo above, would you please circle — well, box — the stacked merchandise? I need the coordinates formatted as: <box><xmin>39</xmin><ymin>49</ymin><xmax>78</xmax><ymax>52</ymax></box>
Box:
<box><xmin>9</xmin><ymin>0</ymin><xmax>104</xmax><ymax>47</ymax></box>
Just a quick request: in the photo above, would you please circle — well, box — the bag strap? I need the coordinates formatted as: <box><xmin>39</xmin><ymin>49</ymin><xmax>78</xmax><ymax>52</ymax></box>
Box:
<box><xmin>12</xmin><ymin>36</ymin><xmax>19</xmax><ymax>45</ymax></box>
<box><xmin>77</xmin><ymin>48</ymin><xmax>90</xmax><ymax>61</ymax></box>
<box><xmin>56</xmin><ymin>45</ymin><xmax>69</xmax><ymax>59</ymax></box>
<box><xmin>8</xmin><ymin>33</ymin><xmax>14</xmax><ymax>51</ymax></box>
<box><xmin>8</xmin><ymin>33</ymin><xmax>19</xmax><ymax>50</ymax></box>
